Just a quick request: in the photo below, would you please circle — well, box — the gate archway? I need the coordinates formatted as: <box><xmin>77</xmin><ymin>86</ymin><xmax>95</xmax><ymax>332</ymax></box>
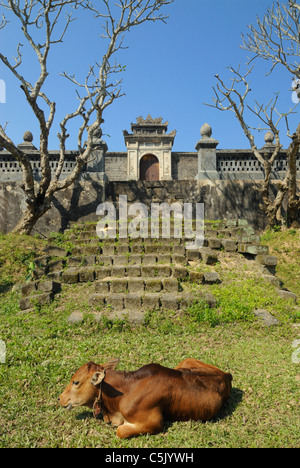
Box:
<box><xmin>140</xmin><ymin>154</ymin><xmax>159</xmax><ymax>181</ymax></box>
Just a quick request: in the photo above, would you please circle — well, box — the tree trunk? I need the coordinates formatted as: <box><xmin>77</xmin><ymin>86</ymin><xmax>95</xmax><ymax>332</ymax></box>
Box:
<box><xmin>12</xmin><ymin>199</ymin><xmax>51</xmax><ymax>235</ymax></box>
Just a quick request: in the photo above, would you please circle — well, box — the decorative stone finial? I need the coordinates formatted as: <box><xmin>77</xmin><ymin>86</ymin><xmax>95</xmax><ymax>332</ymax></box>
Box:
<box><xmin>264</xmin><ymin>131</ymin><xmax>275</xmax><ymax>145</ymax></box>
<box><xmin>23</xmin><ymin>131</ymin><xmax>33</xmax><ymax>143</ymax></box>
<box><xmin>200</xmin><ymin>123</ymin><xmax>213</xmax><ymax>139</ymax></box>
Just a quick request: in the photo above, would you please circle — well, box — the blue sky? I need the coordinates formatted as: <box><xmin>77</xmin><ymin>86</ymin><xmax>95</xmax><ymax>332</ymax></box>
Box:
<box><xmin>0</xmin><ymin>0</ymin><xmax>299</xmax><ymax>152</ymax></box>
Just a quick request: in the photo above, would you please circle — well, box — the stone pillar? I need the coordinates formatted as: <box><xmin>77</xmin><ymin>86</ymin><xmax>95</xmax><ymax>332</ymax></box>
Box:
<box><xmin>86</xmin><ymin>129</ymin><xmax>108</xmax><ymax>182</ymax></box>
<box><xmin>195</xmin><ymin>123</ymin><xmax>220</xmax><ymax>180</ymax></box>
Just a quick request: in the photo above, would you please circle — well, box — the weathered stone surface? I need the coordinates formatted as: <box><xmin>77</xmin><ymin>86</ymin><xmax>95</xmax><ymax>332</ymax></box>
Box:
<box><xmin>62</xmin><ymin>268</ymin><xmax>79</xmax><ymax>284</ymax></box>
<box><xmin>145</xmin><ymin>279</ymin><xmax>162</xmax><ymax>293</ymax></box>
<box><xmin>277</xmin><ymin>289</ymin><xmax>297</xmax><ymax>303</ymax></box>
<box><xmin>253</xmin><ymin>309</ymin><xmax>281</xmax><ymax>327</ymax></box>
<box><xmin>127</xmin><ymin>278</ymin><xmax>145</xmax><ymax>293</ymax></box>
<box><xmin>21</xmin><ymin>282</ymin><xmax>38</xmax><ymax>297</ymax></box>
<box><xmin>187</xmin><ymin>249</ymin><xmax>200</xmax><ymax>261</ymax></box>
<box><xmin>37</xmin><ymin>280</ymin><xmax>61</xmax><ymax>294</ymax></box>
<box><xmin>113</xmin><ymin>256</ymin><xmax>128</xmax><ymax>267</ymax></box>
<box><xmin>162</xmin><ymin>278</ymin><xmax>179</xmax><ymax>293</ymax></box>
<box><xmin>79</xmin><ymin>267</ymin><xmax>95</xmax><ymax>283</ymax></box>
<box><xmin>95</xmin><ymin>267</ymin><xmax>111</xmax><ymax>280</ymax></box>
<box><xmin>142</xmin><ymin>294</ymin><xmax>160</xmax><ymax>310</ymax></box>
<box><xmin>111</xmin><ymin>279</ymin><xmax>128</xmax><ymax>294</ymax></box>
<box><xmin>172</xmin><ymin>266</ymin><xmax>188</xmax><ymax>280</ymax></box>
<box><xmin>126</xmin><ymin>266</ymin><xmax>142</xmax><ymax>277</ymax></box>
<box><xmin>67</xmin><ymin>311</ymin><xmax>84</xmax><ymax>324</ymax></box>
<box><xmin>256</xmin><ymin>254</ymin><xmax>278</xmax><ymax>266</ymax></box>
<box><xmin>188</xmin><ymin>271</ymin><xmax>204</xmax><ymax>284</ymax></box>
<box><xmin>238</xmin><ymin>244</ymin><xmax>269</xmax><ymax>256</ymax></box>
<box><xmin>208</xmin><ymin>238</ymin><xmax>222</xmax><ymax>249</ymax></box>
<box><xmin>221</xmin><ymin>239</ymin><xmax>237</xmax><ymax>252</ymax></box>
<box><xmin>88</xmin><ymin>294</ymin><xmax>106</xmax><ymax>307</ymax></box>
<box><xmin>143</xmin><ymin>255</ymin><xmax>157</xmax><ymax>266</ymax></box>
<box><xmin>95</xmin><ymin>280</ymin><xmax>110</xmax><ymax>294</ymax></box>
<box><xmin>43</xmin><ymin>246</ymin><xmax>69</xmax><ymax>258</ymax></box>
<box><xmin>199</xmin><ymin>247</ymin><xmax>218</xmax><ymax>265</ymax></box>
<box><xmin>19</xmin><ymin>292</ymin><xmax>53</xmax><ymax>310</ymax></box>
<box><xmin>204</xmin><ymin>271</ymin><xmax>221</xmax><ymax>284</ymax></box>
<box><xmin>125</xmin><ymin>294</ymin><xmax>142</xmax><ymax>310</ymax></box>
<box><xmin>161</xmin><ymin>294</ymin><xmax>179</xmax><ymax>310</ymax></box>
<box><xmin>106</xmin><ymin>294</ymin><xmax>124</xmax><ymax>310</ymax></box>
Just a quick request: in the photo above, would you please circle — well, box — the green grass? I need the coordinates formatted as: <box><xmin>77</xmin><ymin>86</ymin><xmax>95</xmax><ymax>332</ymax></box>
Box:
<box><xmin>0</xmin><ymin>228</ymin><xmax>299</xmax><ymax>448</ymax></box>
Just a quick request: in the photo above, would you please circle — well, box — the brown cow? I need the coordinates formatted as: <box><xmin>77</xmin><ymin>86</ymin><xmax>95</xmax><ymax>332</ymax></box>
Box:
<box><xmin>58</xmin><ymin>358</ymin><xmax>232</xmax><ymax>439</ymax></box>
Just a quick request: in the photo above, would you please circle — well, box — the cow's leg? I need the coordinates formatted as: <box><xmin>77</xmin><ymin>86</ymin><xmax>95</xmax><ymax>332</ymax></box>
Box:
<box><xmin>116</xmin><ymin>410</ymin><xmax>163</xmax><ymax>439</ymax></box>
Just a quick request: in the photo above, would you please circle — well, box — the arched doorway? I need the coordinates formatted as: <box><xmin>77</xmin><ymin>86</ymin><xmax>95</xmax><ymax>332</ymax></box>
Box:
<box><xmin>140</xmin><ymin>154</ymin><xmax>159</xmax><ymax>181</ymax></box>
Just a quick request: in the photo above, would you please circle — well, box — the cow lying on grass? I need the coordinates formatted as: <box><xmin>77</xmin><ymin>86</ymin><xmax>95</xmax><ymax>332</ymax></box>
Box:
<box><xmin>59</xmin><ymin>358</ymin><xmax>233</xmax><ymax>438</ymax></box>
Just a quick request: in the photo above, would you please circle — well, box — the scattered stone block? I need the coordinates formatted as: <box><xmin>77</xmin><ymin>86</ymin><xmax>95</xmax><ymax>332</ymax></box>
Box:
<box><xmin>20</xmin><ymin>292</ymin><xmax>53</xmax><ymax>310</ymax></box>
<box><xmin>204</xmin><ymin>272</ymin><xmax>221</xmax><ymax>284</ymax></box>
<box><xmin>37</xmin><ymin>280</ymin><xmax>61</xmax><ymax>294</ymax></box>
<box><xmin>199</xmin><ymin>247</ymin><xmax>218</xmax><ymax>265</ymax></box>
<box><xmin>189</xmin><ymin>271</ymin><xmax>204</xmax><ymax>284</ymax></box>
<box><xmin>221</xmin><ymin>239</ymin><xmax>237</xmax><ymax>252</ymax></box>
<box><xmin>253</xmin><ymin>309</ymin><xmax>281</xmax><ymax>327</ymax></box>
<box><xmin>187</xmin><ymin>249</ymin><xmax>200</xmax><ymax>261</ymax></box>
<box><xmin>256</xmin><ymin>255</ymin><xmax>278</xmax><ymax>266</ymax></box>
<box><xmin>208</xmin><ymin>238</ymin><xmax>222</xmax><ymax>249</ymax></box>
<box><xmin>172</xmin><ymin>266</ymin><xmax>188</xmax><ymax>280</ymax></box>
<box><xmin>238</xmin><ymin>244</ymin><xmax>269</xmax><ymax>256</ymax></box>
<box><xmin>67</xmin><ymin>311</ymin><xmax>84</xmax><ymax>324</ymax></box>
<box><xmin>277</xmin><ymin>289</ymin><xmax>297</xmax><ymax>303</ymax></box>
<box><xmin>21</xmin><ymin>282</ymin><xmax>38</xmax><ymax>297</ymax></box>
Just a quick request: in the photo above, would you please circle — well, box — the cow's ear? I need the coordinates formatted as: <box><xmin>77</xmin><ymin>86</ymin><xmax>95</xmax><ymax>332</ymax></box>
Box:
<box><xmin>103</xmin><ymin>358</ymin><xmax>120</xmax><ymax>370</ymax></box>
<box><xmin>91</xmin><ymin>371</ymin><xmax>105</xmax><ymax>386</ymax></box>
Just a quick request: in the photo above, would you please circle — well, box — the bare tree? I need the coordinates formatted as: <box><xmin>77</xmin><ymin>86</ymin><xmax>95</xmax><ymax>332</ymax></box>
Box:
<box><xmin>0</xmin><ymin>0</ymin><xmax>174</xmax><ymax>235</ymax></box>
<box><xmin>241</xmin><ymin>0</ymin><xmax>300</xmax><ymax>226</ymax></box>
<box><xmin>206</xmin><ymin>65</ymin><xmax>297</xmax><ymax>228</ymax></box>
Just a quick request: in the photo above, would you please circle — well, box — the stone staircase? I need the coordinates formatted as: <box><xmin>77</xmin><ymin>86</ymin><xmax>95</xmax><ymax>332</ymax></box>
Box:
<box><xmin>18</xmin><ymin>218</ymin><xmax>297</xmax><ymax>323</ymax></box>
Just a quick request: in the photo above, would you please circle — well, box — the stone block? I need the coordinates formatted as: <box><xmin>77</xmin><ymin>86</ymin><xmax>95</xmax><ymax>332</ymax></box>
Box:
<box><xmin>253</xmin><ymin>309</ymin><xmax>281</xmax><ymax>327</ymax></box>
<box><xmin>179</xmin><ymin>293</ymin><xmax>195</xmax><ymax>308</ymax></box>
<box><xmin>125</xmin><ymin>294</ymin><xmax>142</xmax><ymax>310</ymax></box>
<box><xmin>84</xmin><ymin>255</ymin><xmax>96</xmax><ymax>266</ymax></box>
<box><xmin>172</xmin><ymin>266</ymin><xmax>188</xmax><ymax>280</ymax></box>
<box><xmin>79</xmin><ymin>267</ymin><xmax>95</xmax><ymax>283</ymax></box>
<box><xmin>94</xmin><ymin>280</ymin><xmax>110</xmax><ymax>294</ymax></box>
<box><xmin>145</xmin><ymin>279</ymin><xmax>162</xmax><ymax>293</ymax></box>
<box><xmin>221</xmin><ymin>239</ymin><xmax>237</xmax><ymax>252</ymax></box>
<box><xmin>68</xmin><ymin>256</ymin><xmax>84</xmax><ymax>268</ymax></box>
<box><xmin>199</xmin><ymin>247</ymin><xmax>218</xmax><ymax>265</ymax></box>
<box><xmin>116</xmin><ymin>244</ymin><xmax>129</xmax><ymax>255</ymax></box>
<box><xmin>43</xmin><ymin>246</ymin><xmax>69</xmax><ymax>258</ymax></box>
<box><xmin>187</xmin><ymin>249</ymin><xmax>200</xmax><ymax>261</ymax></box>
<box><xmin>99</xmin><ymin>256</ymin><xmax>113</xmax><ymax>266</ymax></box>
<box><xmin>67</xmin><ymin>311</ymin><xmax>84</xmax><ymax>324</ymax></box>
<box><xmin>143</xmin><ymin>255</ymin><xmax>157</xmax><ymax>266</ymax></box>
<box><xmin>48</xmin><ymin>259</ymin><xmax>65</xmax><ymax>272</ymax></box>
<box><xmin>102</xmin><ymin>245</ymin><xmax>115</xmax><ymax>256</ymax></box>
<box><xmin>131</xmin><ymin>244</ymin><xmax>144</xmax><ymax>254</ymax></box>
<box><xmin>128</xmin><ymin>255</ymin><xmax>142</xmax><ymax>266</ymax></box>
<box><xmin>113</xmin><ymin>256</ymin><xmax>128</xmax><ymax>267</ymax></box>
<box><xmin>37</xmin><ymin>280</ymin><xmax>61</xmax><ymax>294</ymax></box>
<box><xmin>62</xmin><ymin>268</ymin><xmax>80</xmax><ymax>284</ymax></box>
<box><xmin>21</xmin><ymin>282</ymin><xmax>38</xmax><ymax>297</ymax></box>
<box><xmin>277</xmin><ymin>289</ymin><xmax>297</xmax><ymax>303</ymax></box>
<box><xmin>208</xmin><ymin>238</ymin><xmax>222</xmax><ymax>249</ymax></box>
<box><xmin>126</xmin><ymin>266</ymin><xmax>142</xmax><ymax>277</ymax></box>
<box><xmin>238</xmin><ymin>244</ymin><xmax>269</xmax><ymax>256</ymax></box>
<box><xmin>88</xmin><ymin>294</ymin><xmax>106</xmax><ymax>308</ymax></box>
<box><xmin>256</xmin><ymin>254</ymin><xmax>278</xmax><ymax>266</ymax></box>
<box><xmin>128</xmin><ymin>278</ymin><xmax>145</xmax><ymax>293</ymax></box>
<box><xmin>141</xmin><ymin>266</ymin><xmax>157</xmax><ymax>277</ymax></box>
<box><xmin>19</xmin><ymin>292</ymin><xmax>53</xmax><ymax>311</ymax></box>
<box><xmin>111</xmin><ymin>266</ymin><xmax>126</xmax><ymax>277</ymax></box>
<box><xmin>106</xmin><ymin>294</ymin><xmax>124</xmax><ymax>310</ymax></box>
<box><xmin>110</xmin><ymin>279</ymin><xmax>128</xmax><ymax>294</ymax></box>
<box><xmin>47</xmin><ymin>271</ymin><xmax>62</xmax><ymax>282</ymax></box>
<box><xmin>204</xmin><ymin>272</ymin><xmax>221</xmax><ymax>284</ymax></box>
<box><xmin>161</xmin><ymin>294</ymin><xmax>179</xmax><ymax>311</ymax></box>
<box><xmin>156</xmin><ymin>266</ymin><xmax>172</xmax><ymax>277</ymax></box>
<box><xmin>173</xmin><ymin>244</ymin><xmax>186</xmax><ymax>255</ymax></box>
<box><xmin>189</xmin><ymin>271</ymin><xmax>204</xmax><ymax>284</ymax></box>
<box><xmin>172</xmin><ymin>255</ymin><xmax>187</xmax><ymax>265</ymax></box>
<box><xmin>95</xmin><ymin>267</ymin><xmax>111</xmax><ymax>280</ymax></box>
<box><xmin>162</xmin><ymin>278</ymin><xmax>179</xmax><ymax>293</ymax></box>
<box><xmin>142</xmin><ymin>294</ymin><xmax>160</xmax><ymax>310</ymax></box>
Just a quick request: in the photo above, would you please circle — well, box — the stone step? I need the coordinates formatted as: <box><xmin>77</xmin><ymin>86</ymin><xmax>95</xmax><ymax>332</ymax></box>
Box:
<box><xmin>88</xmin><ymin>291</ymin><xmax>197</xmax><ymax>313</ymax></box>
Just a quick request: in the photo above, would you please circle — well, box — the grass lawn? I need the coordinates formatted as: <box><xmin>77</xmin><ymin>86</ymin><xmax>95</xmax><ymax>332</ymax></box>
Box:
<box><xmin>0</xmin><ymin>229</ymin><xmax>299</xmax><ymax>448</ymax></box>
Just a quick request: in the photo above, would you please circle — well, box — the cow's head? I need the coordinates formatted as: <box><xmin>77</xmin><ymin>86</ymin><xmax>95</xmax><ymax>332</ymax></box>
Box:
<box><xmin>58</xmin><ymin>359</ymin><xmax>119</xmax><ymax>410</ymax></box>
